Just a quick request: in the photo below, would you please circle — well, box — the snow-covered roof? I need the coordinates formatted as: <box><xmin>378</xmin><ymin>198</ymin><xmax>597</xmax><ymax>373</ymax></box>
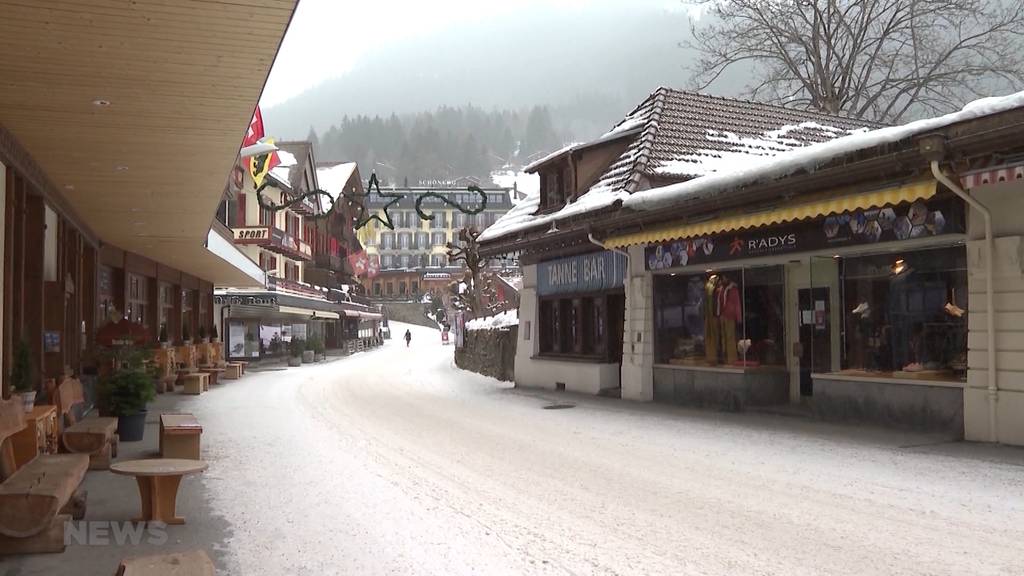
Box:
<box><xmin>491</xmin><ymin>169</ymin><xmax>540</xmax><ymax>202</ymax></box>
<box><xmin>316</xmin><ymin>162</ymin><xmax>358</xmax><ymax>201</ymax></box>
<box><xmin>480</xmin><ymin>88</ymin><xmax>1024</xmax><ymax>244</ymax></box>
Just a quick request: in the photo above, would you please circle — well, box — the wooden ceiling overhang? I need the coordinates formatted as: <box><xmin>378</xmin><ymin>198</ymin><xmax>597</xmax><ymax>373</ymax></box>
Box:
<box><xmin>0</xmin><ymin>0</ymin><xmax>299</xmax><ymax>286</ymax></box>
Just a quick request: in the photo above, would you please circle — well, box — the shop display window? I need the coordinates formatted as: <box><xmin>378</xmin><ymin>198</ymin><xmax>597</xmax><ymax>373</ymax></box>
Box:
<box><xmin>654</xmin><ymin>265</ymin><xmax>785</xmax><ymax>367</ymax></box>
<box><xmin>830</xmin><ymin>245</ymin><xmax>967</xmax><ymax>381</ymax></box>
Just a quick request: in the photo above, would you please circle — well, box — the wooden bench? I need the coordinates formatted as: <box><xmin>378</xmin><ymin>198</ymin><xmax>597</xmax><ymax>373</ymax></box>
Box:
<box><xmin>0</xmin><ymin>398</ymin><xmax>88</xmax><ymax>555</ymax></box>
<box><xmin>116</xmin><ymin>549</ymin><xmax>215</xmax><ymax>575</ymax></box>
<box><xmin>198</xmin><ymin>367</ymin><xmax>223</xmax><ymax>387</ymax></box>
<box><xmin>57</xmin><ymin>377</ymin><xmax>119</xmax><ymax>470</ymax></box>
<box><xmin>159</xmin><ymin>414</ymin><xmax>202</xmax><ymax>460</ymax></box>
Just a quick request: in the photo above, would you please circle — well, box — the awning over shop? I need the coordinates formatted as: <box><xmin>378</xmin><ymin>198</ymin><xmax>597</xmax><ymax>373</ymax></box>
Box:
<box><xmin>605</xmin><ymin>179</ymin><xmax>937</xmax><ymax>249</ymax></box>
<box><xmin>342</xmin><ymin>310</ymin><xmax>383</xmax><ymax>320</ymax></box>
<box><xmin>278</xmin><ymin>305</ymin><xmax>333</xmax><ymax>319</ymax></box>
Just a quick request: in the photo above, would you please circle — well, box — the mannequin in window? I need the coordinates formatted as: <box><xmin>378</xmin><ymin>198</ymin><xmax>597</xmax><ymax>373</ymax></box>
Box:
<box><xmin>704</xmin><ymin>274</ymin><xmax>720</xmax><ymax>364</ymax></box>
<box><xmin>717</xmin><ymin>276</ymin><xmax>742</xmax><ymax>364</ymax></box>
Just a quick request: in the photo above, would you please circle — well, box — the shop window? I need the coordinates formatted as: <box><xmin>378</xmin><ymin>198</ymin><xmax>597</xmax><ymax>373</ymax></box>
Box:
<box><xmin>653</xmin><ymin>266</ymin><xmax>785</xmax><ymax>367</ymax></box>
<box><xmin>181</xmin><ymin>289</ymin><xmax>194</xmax><ymax>342</ymax></box>
<box><xmin>127</xmin><ymin>273</ymin><xmax>149</xmax><ymax>328</ymax></box>
<box><xmin>159</xmin><ymin>282</ymin><xmax>175</xmax><ymax>337</ymax></box>
<box><xmin>411</xmin><ymin>281</ymin><xmax>419</xmax><ymax>294</ymax></box>
<box><xmin>399</xmin><ymin>281</ymin><xmax>407</xmax><ymax>296</ymax></box>
<box><xmin>373</xmin><ymin>283</ymin><xmax>381</xmax><ymax>296</ymax></box>
<box><xmin>825</xmin><ymin>245</ymin><xmax>967</xmax><ymax>381</ymax></box>
<box><xmin>538</xmin><ymin>294</ymin><xmax>619</xmax><ymax>360</ymax></box>
<box><xmin>386</xmin><ymin>283</ymin><xmax>394</xmax><ymax>296</ymax></box>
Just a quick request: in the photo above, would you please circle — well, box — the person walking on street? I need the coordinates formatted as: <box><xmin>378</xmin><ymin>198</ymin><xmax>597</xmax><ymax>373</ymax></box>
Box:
<box><xmin>404</xmin><ymin>329</ymin><xmax>412</xmax><ymax>347</ymax></box>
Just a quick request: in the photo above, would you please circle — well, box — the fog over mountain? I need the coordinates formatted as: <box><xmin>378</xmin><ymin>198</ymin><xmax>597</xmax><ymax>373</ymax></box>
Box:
<box><xmin>264</xmin><ymin>2</ymin><xmax>746</xmax><ymax>145</ymax></box>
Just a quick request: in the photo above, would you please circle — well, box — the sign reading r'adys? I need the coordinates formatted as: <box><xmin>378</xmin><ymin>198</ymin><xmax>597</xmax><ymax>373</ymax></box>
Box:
<box><xmin>538</xmin><ymin>251</ymin><xmax>627</xmax><ymax>296</ymax></box>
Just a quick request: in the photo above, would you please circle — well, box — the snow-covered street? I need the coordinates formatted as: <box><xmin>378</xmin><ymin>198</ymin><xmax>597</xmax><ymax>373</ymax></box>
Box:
<box><xmin>191</xmin><ymin>322</ymin><xmax>1023</xmax><ymax>575</ymax></box>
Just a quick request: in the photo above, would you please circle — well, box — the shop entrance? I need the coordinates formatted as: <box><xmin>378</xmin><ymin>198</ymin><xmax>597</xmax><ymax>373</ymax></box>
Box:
<box><xmin>797</xmin><ymin>287</ymin><xmax>831</xmax><ymax>396</ymax></box>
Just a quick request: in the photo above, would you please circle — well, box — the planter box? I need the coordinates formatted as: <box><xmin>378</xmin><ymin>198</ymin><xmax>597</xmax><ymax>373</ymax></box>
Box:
<box><xmin>287</xmin><ymin>356</ymin><xmax>301</xmax><ymax>367</ymax></box>
<box><xmin>302</xmin><ymin>350</ymin><xmax>314</xmax><ymax>364</ymax></box>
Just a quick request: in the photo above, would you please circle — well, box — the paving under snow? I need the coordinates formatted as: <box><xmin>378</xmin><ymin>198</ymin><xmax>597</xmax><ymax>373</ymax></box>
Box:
<box><xmin>181</xmin><ymin>322</ymin><xmax>1024</xmax><ymax>575</ymax></box>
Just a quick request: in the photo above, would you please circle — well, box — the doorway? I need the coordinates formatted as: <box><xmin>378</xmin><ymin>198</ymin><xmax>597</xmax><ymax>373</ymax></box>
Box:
<box><xmin>797</xmin><ymin>287</ymin><xmax>831</xmax><ymax>396</ymax></box>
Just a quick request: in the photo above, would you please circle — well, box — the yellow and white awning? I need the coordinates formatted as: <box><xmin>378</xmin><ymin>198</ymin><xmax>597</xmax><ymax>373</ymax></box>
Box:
<box><xmin>605</xmin><ymin>180</ymin><xmax>937</xmax><ymax>249</ymax></box>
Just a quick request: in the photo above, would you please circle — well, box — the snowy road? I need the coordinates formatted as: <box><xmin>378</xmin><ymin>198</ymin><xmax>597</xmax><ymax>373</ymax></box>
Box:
<box><xmin>194</xmin><ymin>322</ymin><xmax>1024</xmax><ymax>575</ymax></box>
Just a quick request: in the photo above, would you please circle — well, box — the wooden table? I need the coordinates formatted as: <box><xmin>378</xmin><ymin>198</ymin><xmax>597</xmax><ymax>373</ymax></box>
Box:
<box><xmin>178</xmin><ymin>372</ymin><xmax>208</xmax><ymax>395</ymax></box>
<box><xmin>11</xmin><ymin>404</ymin><xmax>58</xmax><ymax>470</ymax></box>
<box><xmin>198</xmin><ymin>367</ymin><xmax>224</xmax><ymax>388</ymax></box>
<box><xmin>159</xmin><ymin>414</ymin><xmax>202</xmax><ymax>460</ymax></box>
<box><xmin>110</xmin><ymin>459</ymin><xmax>208</xmax><ymax>525</ymax></box>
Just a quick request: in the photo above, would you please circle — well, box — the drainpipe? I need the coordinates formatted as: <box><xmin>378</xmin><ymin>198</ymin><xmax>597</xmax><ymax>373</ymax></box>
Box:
<box><xmin>930</xmin><ymin>160</ymin><xmax>998</xmax><ymax>442</ymax></box>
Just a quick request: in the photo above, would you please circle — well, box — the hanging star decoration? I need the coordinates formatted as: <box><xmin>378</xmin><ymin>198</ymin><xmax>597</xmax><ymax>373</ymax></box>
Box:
<box><xmin>253</xmin><ymin>169</ymin><xmax>486</xmax><ymax>232</ymax></box>
<box><xmin>353</xmin><ymin>172</ymin><xmax>404</xmax><ymax>230</ymax></box>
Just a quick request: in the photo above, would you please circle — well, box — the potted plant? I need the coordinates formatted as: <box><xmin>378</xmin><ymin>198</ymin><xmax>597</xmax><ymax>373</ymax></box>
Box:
<box><xmin>210</xmin><ymin>324</ymin><xmax>219</xmax><ymax>343</ymax></box>
<box><xmin>96</xmin><ymin>348</ymin><xmax>155</xmax><ymax>442</ymax></box>
<box><xmin>288</xmin><ymin>337</ymin><xmax>304</xmax><ymax>367</ymax></box>
<box><xmin>10</xmin><ymin>340</ymin><xmax>36</xmax><ymax>412</ymax></box>
<box><xmin>244</xmin><ymin>330</ymin><xmax>257</xmax><ymax>357</ymax></box>
<box><xmin>158</xmin><ymin>324</ymin><xmax>170</xmax><ymax>348</ymax></box>
<box><xmin>182</xmin><ymin>324</ymin><xmax>192</xmax><ymax>345</ymax></box>
<box><xmin>302</xmin><ymin>338</ymin><xmax>315</xmax><ymax>364</ymax></box>
<box><xmin>198</xmin><ymin>325</ymin><xmax>208</xmax><ymax>344</ymax></box>
<box><xmin>310</xmin><ymin>336</ymin><xmax>326</xmax><ymax>362</ymax></box>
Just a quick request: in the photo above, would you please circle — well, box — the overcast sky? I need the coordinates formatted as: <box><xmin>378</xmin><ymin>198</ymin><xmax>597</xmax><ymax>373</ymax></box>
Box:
<box><xmin>259</xmin><ymin>0</ymin><xmax>691</xmax><ymax>108</ymax></box>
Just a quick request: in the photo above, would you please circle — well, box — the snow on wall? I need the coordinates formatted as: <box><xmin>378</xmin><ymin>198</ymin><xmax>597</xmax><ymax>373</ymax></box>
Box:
<box><xmin>465</xmin><ymin>309</ymin><xmax>519</xmax><ymax>331</ymax></box>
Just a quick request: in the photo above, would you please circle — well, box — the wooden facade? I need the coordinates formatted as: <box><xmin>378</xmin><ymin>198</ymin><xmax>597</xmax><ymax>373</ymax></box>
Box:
<box><xmin>0</xmin><ymin>159</ymin><xmax>214</xmax><ymax>400</ymax></box>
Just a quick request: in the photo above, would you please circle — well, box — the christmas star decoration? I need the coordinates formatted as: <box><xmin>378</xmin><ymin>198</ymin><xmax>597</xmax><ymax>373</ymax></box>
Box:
<box><xmin>354</xmin><ymin>171</ymin><xmax>405</xmax><ymax>229</ymax></box>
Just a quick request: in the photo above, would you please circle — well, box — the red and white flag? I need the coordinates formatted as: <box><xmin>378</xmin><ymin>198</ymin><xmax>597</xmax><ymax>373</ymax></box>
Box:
<box><xmin>366</xmin><ymin>255</ymin><xmax>380</xmax><ymax>278</ymax></box>
<box><xmin>243</xmin><ymin>106</ymin><xmax>267</xmax><ymax>148</ymax></box>
<box><xmin>348</xmin><ymin>250</ymin><xmax>369</xmax><ymax>276</ymax></box>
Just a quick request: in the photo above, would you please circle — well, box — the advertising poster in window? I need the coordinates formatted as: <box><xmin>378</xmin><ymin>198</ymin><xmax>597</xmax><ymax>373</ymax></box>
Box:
<box><xmin>229</xmin><ymin>322</ymin><xmax>247</xmax><ymax>358</ymax></box>
<box><xmin>292</xmin><ymin>323</ymin><xmax>307</xmax><ymax>341</ymax></box>
<box><xmin>645</xmin><ymin>198</ymin><xmax>964</xmax><ymax>271</ymax></box>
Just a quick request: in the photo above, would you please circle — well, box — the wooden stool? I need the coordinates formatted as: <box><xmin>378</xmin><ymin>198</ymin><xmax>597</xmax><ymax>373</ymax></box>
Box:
<box><xmin>223</xmin><ymin>364</ymin><xmax>242</xmax><ymax>380</ymax></box>
<box><xmin>159</xmin><ymin>414</ymin><xmax>202</xmax><ymax>460</ymax></box>
<box><xmin>180</xmin><ymin>373</ymin><xmax>207</xmax><ymax>395</ymax></box>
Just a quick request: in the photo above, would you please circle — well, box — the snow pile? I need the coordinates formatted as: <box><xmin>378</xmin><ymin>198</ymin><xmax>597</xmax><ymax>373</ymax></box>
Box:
<box><xmin>480</xmin><ymin>89</ymin><xmax>1024</xmax><ymax>243</ymax></box>
<box><xmin>465</xmin><ymin>309</ymin><xmax>519</xmax><ymax>331</ymax></box>
<box><xmin>316</xmin><ymin>162</ymin><xmax>358</xmax><ymax>201</ymax></box>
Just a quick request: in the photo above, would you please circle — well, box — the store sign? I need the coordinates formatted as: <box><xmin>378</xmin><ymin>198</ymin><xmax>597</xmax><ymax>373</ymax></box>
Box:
<box><xmin>538</xmin><ymin>251</ymin><xmax>627</xmax><ymax>296</ymax></box>
<box><xmin>233</xmin><ymin>226</ymin><xmax>270</xmax><ymax>242</ymax></box>
<box><xmin>645</xmin><ymin>197</ymin><xmax>964</xmax><ymax>271</ymax></box>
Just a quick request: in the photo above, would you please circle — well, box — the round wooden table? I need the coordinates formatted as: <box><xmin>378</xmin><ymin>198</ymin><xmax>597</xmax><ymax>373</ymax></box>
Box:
<box><xmin>110</xmin><ymin>459</ymin><xmax>208</xmax><ymax>525</ymax></box>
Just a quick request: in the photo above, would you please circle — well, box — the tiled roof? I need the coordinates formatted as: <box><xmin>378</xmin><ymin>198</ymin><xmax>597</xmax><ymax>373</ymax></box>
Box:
<box><xmin>587</xmin><ymin>87</ymin><xmax>879</xmax><ymax>194</ymax></box>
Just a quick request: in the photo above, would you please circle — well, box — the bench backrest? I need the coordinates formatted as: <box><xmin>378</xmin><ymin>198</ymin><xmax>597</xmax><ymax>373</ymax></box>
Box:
<box><xmin>0</xmin><ymin>398</ymin><xmax>26</xmax><ymax>480</ymax></box>
<box><xmin>56</xmin><ymin>377</ymin><xmax>86</xmax><ymax>426</ymax></box>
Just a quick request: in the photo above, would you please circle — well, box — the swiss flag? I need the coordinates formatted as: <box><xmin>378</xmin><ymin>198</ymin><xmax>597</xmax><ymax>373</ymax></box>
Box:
<box><xmin>243</xmin><ymin>106</ymin><xmax>266</xmax><ymax>148</ymax></box>
<box><xmin>348</xmin><ymin>250</ymin><xmax>369</xmax><ymax>276</ymax></box>
<box><xmin>366</xmin><ymin>255</ymin><xmax>380</xmax><ymax>278</ymax></box>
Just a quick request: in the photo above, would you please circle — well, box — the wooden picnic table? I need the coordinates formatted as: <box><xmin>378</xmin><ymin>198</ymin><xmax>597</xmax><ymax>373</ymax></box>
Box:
<box><xmin>110</xmin><ymin>459</ymin><xmax>207</xmax><ymax>525</ymax></box>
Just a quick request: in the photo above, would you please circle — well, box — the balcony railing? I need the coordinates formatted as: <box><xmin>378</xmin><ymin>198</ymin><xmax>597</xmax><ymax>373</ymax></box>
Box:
<box><xmin>231</xmin><ymin>225</ymin><xmax>312</xmax><ymax>261</ymax></box>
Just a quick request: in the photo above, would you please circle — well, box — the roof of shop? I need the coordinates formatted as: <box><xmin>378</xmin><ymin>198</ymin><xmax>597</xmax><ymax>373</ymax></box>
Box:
<box><xmin>479</xmin><ymin>89</ymin><xmax>1024</xmax><ymax>245</ymax></box>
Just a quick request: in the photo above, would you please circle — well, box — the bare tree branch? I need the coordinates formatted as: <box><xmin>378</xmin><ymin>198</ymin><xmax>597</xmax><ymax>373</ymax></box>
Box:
<box><xmin>686</xmin><ymin>0</ymin><xmax>1024</xmax><ymax>123</ymax></box>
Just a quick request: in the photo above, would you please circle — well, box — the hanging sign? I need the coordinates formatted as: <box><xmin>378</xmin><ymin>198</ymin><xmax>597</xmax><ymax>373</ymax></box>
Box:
<box><xmin>537</xmin><ymin>251</ymin><xmax>627</xmax><ymax>296</ymax></box>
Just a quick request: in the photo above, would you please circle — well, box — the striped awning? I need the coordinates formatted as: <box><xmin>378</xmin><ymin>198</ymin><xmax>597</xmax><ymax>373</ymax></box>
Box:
<box><xmin>605</xmin><ymin>179</ymin><xmax>937</xmax><ymax>249</ymax></box>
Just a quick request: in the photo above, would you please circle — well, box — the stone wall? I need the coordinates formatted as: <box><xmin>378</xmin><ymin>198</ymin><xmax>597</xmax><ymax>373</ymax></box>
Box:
<box><xmin>455</xmin><ymin>326</ymin><xmax>517</xmax><ymax>382</ymax></box>
<box><xmin>379</xmin><ymin>302</ymin><xmax>437</xmax><ymax>329</ymax></box>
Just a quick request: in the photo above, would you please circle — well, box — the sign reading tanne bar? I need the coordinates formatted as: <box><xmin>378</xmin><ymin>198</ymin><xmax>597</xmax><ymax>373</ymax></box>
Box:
<box><xmin>538</xmin><ymin>251</ymin><xmax>627</xmax><ymax>296</ymax></box>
